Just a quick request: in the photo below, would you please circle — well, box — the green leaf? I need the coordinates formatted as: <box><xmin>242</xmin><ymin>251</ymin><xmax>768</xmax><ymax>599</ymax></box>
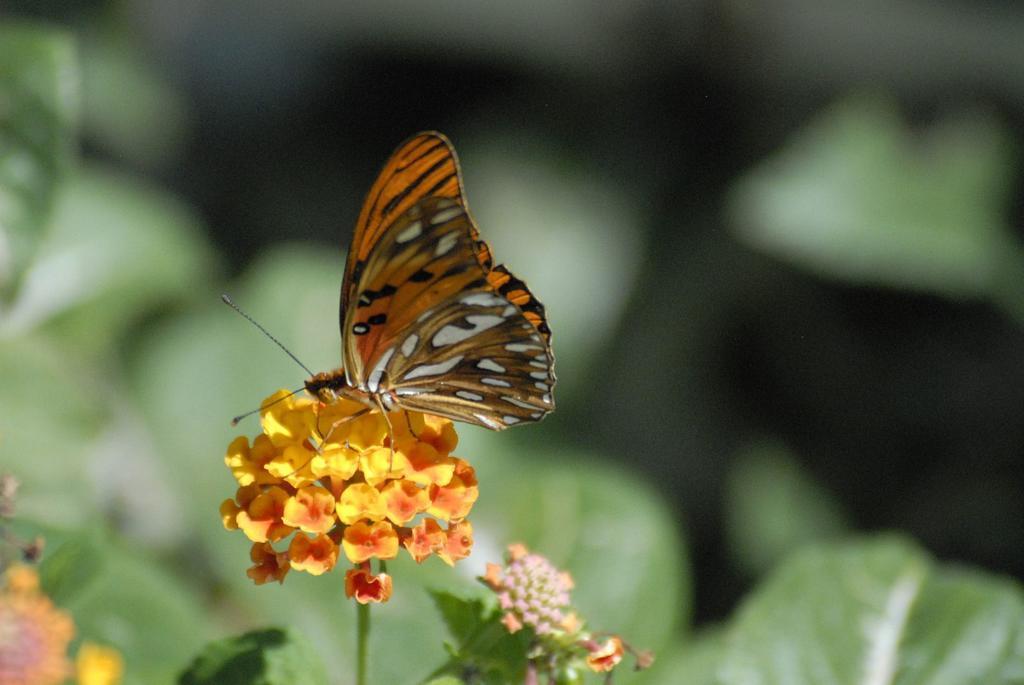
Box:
<box><xmin>38</xmin><ymin>535</ymin><xmax>105</xmax><ymax>605</ymax></box>
<box><xmin>0</xmin><ymin>335</ymin><xmax>108</xmax><ymax>525</ymax></box>
<box><xmin>728</xmin><ymin>95</ymin><xmax>1020</xmax><ymax>300</ymax></box>
<box><xmin>0</xmin><ymin>23</ymin><xmax>77</xmax><ymax>300</ymax></box>
<box><xmin>426</xmin><ymin>590</ymin><xmax>531</xmax><ymax>684</ymax></box>
<box><xmin>179</xmin><ymin>628</ymin><xmax>329</xmax><ymax>685</ymax></box>
<box><xmin>639</xmin><ymin>630</ymin><xmax>725</xmax><ymax>685</ymax></box>
<box><xmin>724</xmin><ymin>442</ymin><xmax>849</xmax><ymax>578</ymax></box>
<box><xmin>80</xmin><ymin>30</ymin><xmax>188</xmax><ymax>169</ymax></box>
<box><xmin>430</xmin><ymin>590</ymin><xmax>491</xmax><ymax>647</ymax></box>
<box><xmin>1</xmin><ymin>166</ymin><xmax>216</xmax><ymax>350</ymax></box>
<box><xmin>718</xmin><ymin>536</ymin><xmax>1024</xmax><ymax>685</ymax></box>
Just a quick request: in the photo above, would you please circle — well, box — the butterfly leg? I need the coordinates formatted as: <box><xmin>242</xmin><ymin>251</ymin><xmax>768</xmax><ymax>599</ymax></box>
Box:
<box><xmin>372</xmin><ymin>395</ymin><xmax>396</xmax><ymax>472</ymax></box>
<box><xmin>318</xmin><ymin>407</ymin><xmax>372</xmax><ymax>451</ymax></box>
<box><xmin>403</xmin><ymin>411</ymin><xmax>420</xmax><ymax>439</ymax></box>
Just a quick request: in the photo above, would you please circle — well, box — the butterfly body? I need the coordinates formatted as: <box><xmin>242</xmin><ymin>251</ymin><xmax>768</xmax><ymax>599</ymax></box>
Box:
<box><xmin>314</xmin><ymin>132</ymin><xmax>555</xmax><ymax>431</ymax></box>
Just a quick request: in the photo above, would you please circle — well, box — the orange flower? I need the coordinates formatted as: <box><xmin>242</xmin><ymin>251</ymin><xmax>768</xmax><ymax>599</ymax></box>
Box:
<box><xmin>400</xmin><ymin>443</ymin><xmax>455</xmax><ymax>487</ymax></box>
<box><xmin>428</xmin><ymin>459</ymin><xmax>478</xmax><ymax>521</ymax></box>
<box><xmin>342</xmin><ymin>520</ymin><xmax>399</xmax><ymax>563</ymax></box>
<box><xmin>381</xmin><ymin>479</ymin><xmax>430</xmax><ymax>525</ymax></box>
<box><xmin>288</xmin><ymin>534</ymin><xmax>339</xmax><ymax>575</ymax></box>
<box><xmin>282</xmin><ymin>486</ymin><xmax>337</xmax><ymax>535</ymax></box>
<box><xmin>247</xmin><ymin>542</ymin><xmax>290</xmax><ymax>584</ymax></box>
<box><xmin>344</xmin><ymin>566</ymin><xmax>393</xmax><ymax>604</ymax></box>
<box><xmin>225</xmin><ymin>434</ymin><xmax>279</xmax><ymax>486</ymax></box>
<box><xmin>403</xmin><ymin>518</ymin><xmax>446</xmax><ymax>563</ymax></box>
<box><xmin>235</xmin><ymin>486</ymin><xmax>293</xmax><ymax>543</ymax></box>
<box><xmin>585</xmin><ymin>636</ymin><xmax>625</xmax><ymax>673</ymax></box>
<box><xmin>437</xmin><ymin>520</ymin><xmax>473</xmax><ymax>566</ymax></box>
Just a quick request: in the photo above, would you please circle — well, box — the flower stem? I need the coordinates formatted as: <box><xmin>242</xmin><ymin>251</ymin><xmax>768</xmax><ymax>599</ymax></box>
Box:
<box><xmin>356</xmin><ymin>601</ymin><xmax>370</xmax><ymax>685</ymax></box>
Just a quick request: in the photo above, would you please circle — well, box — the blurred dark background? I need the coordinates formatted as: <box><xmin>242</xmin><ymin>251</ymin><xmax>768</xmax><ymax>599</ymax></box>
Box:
<box><xmin>6</xmin><ymin>0</ymin><xmax>1024</xmax><ymax>626</ymax></box>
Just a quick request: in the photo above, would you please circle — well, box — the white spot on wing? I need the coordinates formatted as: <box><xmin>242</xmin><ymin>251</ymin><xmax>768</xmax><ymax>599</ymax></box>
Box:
<box><xmin>481</xmin><ymin>377</ymin><xmax>511</xmax><ymax>387</ymax></box>
<box><xmin>432</xmin><ymin>315</ymin><xmax>504</xmax><ymax>347</ymax></box>
<box><xmin>535</xmin><ymin>382</ymin><xmax>549</xmax><ymax>391</ymax></box>
<box><xmin>434</xmin><ymin>233</ymin><xmax>458</xmax><ymax>257</ymax></box>
<box><xmin>396</xmin><ymin>387</ymin><xmax>429</xmax><ymax>396</ymax></box>
<box><xmin>529</xmin><ymin>371</ymin><xmax>547</xmax><ymax>380</ymax></box>
<box><xmin>367</xmin><ymin>347</ymin><xmax>396</xmax><ymax>393</ymax></box>
<box><xmin>430</xmin><ymin>206</ymin><xmax>462</xmax><ymax>225</ymax></box>
<box><xmin>503</xmin><ymin>416</ymin><xmax>521</xmax><ymax>425</ymax></box>
<box><xmin>403</xmin><ymin>355</ymin><xmax>464</xmax><ymax>380</ymax></box>
<box><xmin>530</xmin><ymin>361</ymin><xmax>547</xmax><ymax>369</ymax></box>
<box><xmin>455</xmin><ymin>390</ymin><xmax>485</xmax><ymax>402</ymax></box>
<box><xmin>473</xmin><ymin>413</ymin><xmax>504</xmax><ymax>430</ymax></box>
<box><xmin>477</xmin><ymin>359</ymin><xmax>506</xmax><ymax>373</ymax></box>
<box><xmin>503</xmin><ymin>396</ymin><xmax>538</xmax><ymax>410</ymax></box>
<box><xmin>502</xmin><ymin>305</ymin><xmax>516</xmax><ymax>316</ymax></box>
<box><xmin>461</xmin><ymin>292</ymin><xmax>506</xmax><ymax>307</ymax></box>
<box><xmin>401</xmin><ymin>334</ymin><xmax>418</xmax><ymax>357</ymax></box>
<box><xmin>506</xmin><ymin>343</ymin><xmax>543</xmax><ymax>352</ymax></box>
<box><xmin>395</xmin><ymin>220</ymin><xmax>422</xmax><ymax>244</ymax></box>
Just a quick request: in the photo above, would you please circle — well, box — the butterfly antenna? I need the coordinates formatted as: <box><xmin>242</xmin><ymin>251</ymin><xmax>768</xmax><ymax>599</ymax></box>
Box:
<box><xmin>231</xmin><ymin>386</ymin><xmax>305</xmax><ymax>426</ymax></box>
<box><xmin>221</xmin><ymin>294</ymin><xmax>315</xmax><ymax>377</ymax></box>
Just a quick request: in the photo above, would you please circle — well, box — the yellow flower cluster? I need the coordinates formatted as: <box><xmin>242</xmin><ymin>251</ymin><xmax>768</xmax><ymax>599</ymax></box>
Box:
<box><xmin>220</xmin><ymin>390</ymin><xmax>479</xmax><ymax>602</ymax></box>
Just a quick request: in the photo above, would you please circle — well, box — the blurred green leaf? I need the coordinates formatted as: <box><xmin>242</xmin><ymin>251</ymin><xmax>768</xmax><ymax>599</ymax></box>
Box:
<box><xmin>724</xmin><ymin>442</ymin><xmax>850</xmax><ymax>578</ymax></box>
<box><xmin>639</xmin><ymin>629</ymin><xmax>724</xmax><ymax>685</ymax></box>
<box><xmin>0</xmin><ymin>23</ymin><xmax>77</xmax><ymax>301</ymax></box>
<box><xmin>718</xmin><ymin>536</ymin><xmax>1024</xmax><ymax>685</ymax></box>
<box><xmin>1</xmin><ymin>166</ymin><xmax>216</xmax><ymax>351</ymax></box>
<box><xmin>179</xmin><ymin>628</ymin><xmax>329</xmax><ymax>685</ymax></box>
<box><xmin>81</xmin><ymin>30</ymin><xmax>188</xmax><ymax>169</ymax></box>
<box><xmin>729</xmin><ymin>96</ymin><xmax>1020</xmax><ymax>300</ymax></box>
<box><xmin>0</xmin><ymin>335</ymin><xmax>107</xmax><ymax>525</ymax></box>
<box><xmin>38</xmin><ymin>535</ymin><xmax>105</xmax><ymax>606</ymax></box>
<box><xmin>68</xmin><ymin>552</ymin><xmax>213</xmax><ymax>684</ymax></box>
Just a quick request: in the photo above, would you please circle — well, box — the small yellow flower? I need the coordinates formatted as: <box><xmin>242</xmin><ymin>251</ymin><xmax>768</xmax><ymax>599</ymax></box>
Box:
<box><xmin>334</xmin><ymin>484</ymin><xmax>382</xmax><ymax>525</ymax></box>
<box><xmin>76</xmin><ymin>642</ymin><xmax>123</xmax><ymax>685</ymax></box>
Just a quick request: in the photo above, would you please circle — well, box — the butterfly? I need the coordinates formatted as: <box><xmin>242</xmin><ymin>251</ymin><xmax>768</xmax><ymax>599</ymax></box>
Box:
<box><xmin>304</xmin><ymin>132</ymin><xmax>555</xmax><ymax>432</ymax></box>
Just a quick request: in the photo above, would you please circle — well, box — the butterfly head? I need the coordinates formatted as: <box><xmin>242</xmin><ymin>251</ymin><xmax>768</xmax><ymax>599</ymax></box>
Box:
<box><xmin>304</xmin><ymin>368</ymin><xmax>349</xmax><ymax>403</ymax></box>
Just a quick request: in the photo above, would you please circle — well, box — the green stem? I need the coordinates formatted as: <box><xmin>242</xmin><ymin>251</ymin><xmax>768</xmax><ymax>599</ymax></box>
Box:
<box><xmin>357</xmin><ymin>601</ymin><xmax>370</xmax><ymax>685</ymax></box>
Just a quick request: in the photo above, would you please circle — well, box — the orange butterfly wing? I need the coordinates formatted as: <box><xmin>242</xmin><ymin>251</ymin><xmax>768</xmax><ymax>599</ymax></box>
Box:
<box><xmin>341</xmin><ymin>132</ymin><xmax>492</xmax><ymax>324</ymax></box>
<box><xmin>338</xmin><ymin>134</ymin><xmax>554</xmax><ymax>430</ymax></box>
